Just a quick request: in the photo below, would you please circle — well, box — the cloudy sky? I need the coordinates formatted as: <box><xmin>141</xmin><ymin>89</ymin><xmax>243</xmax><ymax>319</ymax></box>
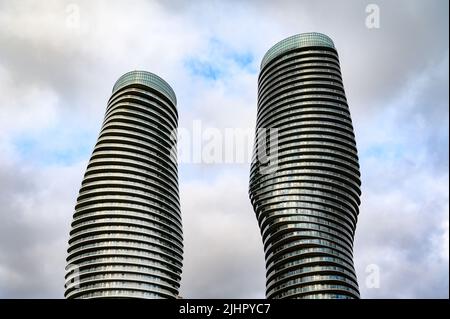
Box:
<box><xmin>0</xmin><ymin>0</ymin><xmax>448</xmax><ymax>299</ymax></box>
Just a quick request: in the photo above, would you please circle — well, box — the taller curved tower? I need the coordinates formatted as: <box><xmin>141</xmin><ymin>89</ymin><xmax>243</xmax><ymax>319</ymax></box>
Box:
<box><xmin>65</xmin><ymin>71</ymin><xmax>183</xmax><ymax>299</ymax></box>
<box><xmin>249</xmin><ymin>33</ymin><xmax>361</xmax><ymax>299</ymax></box>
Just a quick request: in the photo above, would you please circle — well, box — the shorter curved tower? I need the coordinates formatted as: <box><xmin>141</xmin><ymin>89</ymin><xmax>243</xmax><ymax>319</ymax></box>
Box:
<box><xmin>249</xmin><ymin>33</ymin><xmax>362</xmax><ymax>299</ymax></box>
<box><xmin>65</xmin><ymin>71</ymin><xmax>183</xmax><ymax>299</ymax></box>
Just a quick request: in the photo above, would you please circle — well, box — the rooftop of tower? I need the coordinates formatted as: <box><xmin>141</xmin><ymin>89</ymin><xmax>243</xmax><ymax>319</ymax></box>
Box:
<box><xmin>112</xmin><ymin>70</ymin><xmax>177</xmax><ymax>105</ymax></box>
<box><xmin>260</xmin><ymin>32</ymin><xmax>335</xmax><ymax>70</ymax></box>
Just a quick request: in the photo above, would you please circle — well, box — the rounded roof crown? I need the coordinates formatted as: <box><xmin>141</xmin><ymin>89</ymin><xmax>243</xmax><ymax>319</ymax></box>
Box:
<box><xmin>261</xmin><ymin>32</ymin><xmax>335</xmax><ymax>70</ymax></box>
<box><xmin>112</xmin><ymin>70</ymin><xmax>177</xmax><ymax>105</ymax></box>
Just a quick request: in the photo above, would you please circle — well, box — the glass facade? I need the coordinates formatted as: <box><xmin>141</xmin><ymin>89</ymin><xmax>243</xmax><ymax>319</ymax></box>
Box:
<box><xmin>249</xmin><ymin>33</ymin><xmax>361</xmax><ymax>299</ymax></box>
<box><xmin>65</xmin><ymin>71</ymin><xmax>182</xmax><ymax>299</ymax></box>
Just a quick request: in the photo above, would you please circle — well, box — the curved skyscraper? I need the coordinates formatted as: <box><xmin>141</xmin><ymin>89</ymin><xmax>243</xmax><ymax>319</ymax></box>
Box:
<box><xmin>65</xmin><ymin>71</ymin><xmax>183</xmax><ymax>299</ymax></box>
<box><xmin>249</xmin><ymin>33</ymin><xmax>361</xmax><ymax>299</ymax></box>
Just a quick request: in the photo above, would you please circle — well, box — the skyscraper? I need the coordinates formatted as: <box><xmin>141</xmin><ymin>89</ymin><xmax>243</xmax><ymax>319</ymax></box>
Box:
<box><xmin>249</xmin><ymin>33</ymin><xmax>361</xmax><ymax>299</ymax></box>
<box><xmin>65</xmin><ymin>71</ymin><xmax>183</xmax><ymax>299</ymax></box>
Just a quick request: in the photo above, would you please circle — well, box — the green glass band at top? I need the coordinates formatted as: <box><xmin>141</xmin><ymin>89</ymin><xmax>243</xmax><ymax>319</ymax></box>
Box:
<box><xmin>112</xmin><ymin>70</ymin><xmax>177</xmax><ymax>106</ymax></box>
<box><xmin>261</xmin><ymin>32</ymin><xmax>335</xmax><ymax>70</ymax></box>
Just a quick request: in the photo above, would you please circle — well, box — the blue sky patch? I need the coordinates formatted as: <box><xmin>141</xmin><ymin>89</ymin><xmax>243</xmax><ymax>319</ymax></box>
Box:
<box><xmin>12</xmin><ymin>129</ymin><xmax>94</xmax><ymax>166</ymax></box>
<box><xmin>184</xmin><ymin>58</ymin><xmax>223</xmax><ymax>80</ymax></box>
<box><xmin>184</xmin><ymin>37</ymin><xmax>256</xmax><ymax>79</ymax></box>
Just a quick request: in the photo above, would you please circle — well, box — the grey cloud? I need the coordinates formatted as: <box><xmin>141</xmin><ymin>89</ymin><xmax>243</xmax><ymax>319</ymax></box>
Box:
<box><xmin>355</xmin><ymin>171</ymin><xmax>449</xmax><ymax>298</ymax></box>
<box><xmin>248</xmin><ymin>0</ymin><xmax>449</xmax><ymax>115</ymax></box>
<box><xmin>353</xmin><ymin>57</ymin><xmax>449</xmax><ymax>297</ymax></box>
<box><xmin>0</xmin><ymin>159</ymin><xmax>84</xmax><ymax>298</ymax></box>
<box><xmin>179</xmin><ymin>173</ymin><xmax>266</xmax><ymax>298</ymax></box>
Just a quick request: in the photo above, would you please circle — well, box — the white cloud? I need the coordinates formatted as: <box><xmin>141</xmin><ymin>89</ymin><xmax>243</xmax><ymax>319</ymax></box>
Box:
<box><xmin>179</xmin><ymin>172</ymin><xmax>266</xmax><ymax>298</ymax></box>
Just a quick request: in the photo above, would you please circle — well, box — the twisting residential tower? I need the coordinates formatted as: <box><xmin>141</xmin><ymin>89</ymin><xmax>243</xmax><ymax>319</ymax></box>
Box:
<box><xmin>65</xmin><ymin>71</ymin><xmax>183</xmax><ymax>299</ymax></box>
<box><xmin>249</xmin><ymin>33</ymin><xmax>361</xmax><ymax>299</ymax></box>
